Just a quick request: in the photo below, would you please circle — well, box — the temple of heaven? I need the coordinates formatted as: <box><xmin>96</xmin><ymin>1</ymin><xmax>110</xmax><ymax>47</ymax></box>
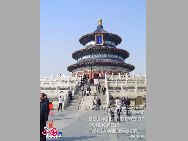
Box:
<box><xmin>67</xmin><ymin>19</ymin><xmax>135</xmax><ymax>78</ymax></box>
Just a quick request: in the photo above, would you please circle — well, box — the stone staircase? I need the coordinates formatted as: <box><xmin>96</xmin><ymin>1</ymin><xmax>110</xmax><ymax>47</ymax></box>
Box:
<box><xmin>65</xmin><ymin>94</ymin><xmax>82</xmax><ymax>111</ymax></box>
<box><xmin>98</xmin><ymin>79</ymin><xmax>105</xmax><ymax>84</ymax></box>
<box><xmin>90</xmin><ymin>85</ymin><xmax>97</xmax><ymax>95</ymax></box>
<box><xmin>65</xmin><ymin>79</ymin><xmax>108</xmax><ymax>111</ymax></box>
<box><xmin>78</xmin><ymin>85</ymin><xmax>96</xmax><ymax>110</ymax></box>
<box><xmin>78</xmin><ymin>79</ymin><xmax>108</xmax><ymax>110</ymax></box>
<box><xmin>98</xmin><ymin>94</ymin><xmax>107</xmax><ymax>109</ymax></box>
<box><xmin>96</xmin><ymin>79</ymin><xmax>107</xmax><ymax>109</ymax></box>
<box><xmin>79</xmin><ymin>95</ymin><xmax>95</xmax><ymax>110</ymax></box>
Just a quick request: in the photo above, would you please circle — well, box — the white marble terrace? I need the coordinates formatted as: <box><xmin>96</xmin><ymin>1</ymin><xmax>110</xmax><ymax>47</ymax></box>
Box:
<box><xmin>40</xmin><ymin>73</ymin><xmax>146</xmax><ymax>109</ymax></box>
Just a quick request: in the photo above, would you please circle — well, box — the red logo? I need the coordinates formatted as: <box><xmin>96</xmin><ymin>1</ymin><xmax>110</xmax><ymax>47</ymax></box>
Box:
<box><xmin>43</xmin><ymin>128</ymin><xmax>57</xmax><ymax>136</ymax></box>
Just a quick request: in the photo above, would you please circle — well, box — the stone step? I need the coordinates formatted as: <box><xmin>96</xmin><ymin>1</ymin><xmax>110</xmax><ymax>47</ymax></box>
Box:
<box><xmin>67</xmin><ymin>104</ymin><xmax>79</xmax><ymax>107</ymax></box>
<box><xmin>65</xmin><ymin>92</ymin><xmax>82</xmax><ymax>110</ymax></box>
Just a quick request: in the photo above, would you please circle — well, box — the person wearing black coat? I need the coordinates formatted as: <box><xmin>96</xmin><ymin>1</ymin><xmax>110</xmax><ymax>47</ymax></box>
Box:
<box><xmin>68</xmin><ymin>91</ymin><xmax>72</xmax><ymax>100</ymax></box>
<box><xmin>40</xmin><ymin>93</ymin><xmax>48</xmax><ymax>141</ymax></box>
<box><xmin>87</xmin><ymin>85</ymin><xmax>91</xmax><ymax>94</ymax></box>
<box><xmin>43</xmin><ymin>94</ymin><xmax>49</xmax><ymax>115</ymax></box>
<box><xmin>125</xmin><ymin>97</ymin><xmax>131</xmax><ymax>116</ymax></box>
<box><xmin>108</xmin><ymin>97</ymin><xmax>116</xmax><ymax>121</ymax></box>
<box><xmin>101</xmin><ymin>86</ymin><xmax>106</xmax><ymax>95</ymax></box>
<box><xmin>97</xmin><ymin>83</ymin><xmax>101</xmax><ymax>94</ymax></box>
<box><xmin>96</xmin><ymin>97</ymin><xmax>101</xmax><ymax>110</ymax></box>
<box><xmin>89</xmin><ymin>78</ymin><xmax>92</xmax><ymax>85</ymax></box>
<box><xmin>80</xmin><ymin>78</ymin><xmax>84</xmax><ymax>87</ymax></box>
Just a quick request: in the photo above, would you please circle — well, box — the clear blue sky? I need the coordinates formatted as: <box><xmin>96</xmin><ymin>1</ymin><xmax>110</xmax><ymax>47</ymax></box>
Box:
<box><xmin>40</xmin><ymin>0</ymin><xmax>146</xmax><ymax>76</ymax></box>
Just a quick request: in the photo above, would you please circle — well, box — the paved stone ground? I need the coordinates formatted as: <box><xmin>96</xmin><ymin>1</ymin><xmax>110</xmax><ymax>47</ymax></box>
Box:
<box><xmin>46</xmin><ymin>109</ymin><xmax>146</xmax><ymax>141</ymax></box>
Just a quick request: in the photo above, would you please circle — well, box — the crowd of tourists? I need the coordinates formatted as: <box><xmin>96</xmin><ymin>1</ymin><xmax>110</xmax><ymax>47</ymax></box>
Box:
<box><xmin>79</xmin><ymin>74</ymin><xmax>131</xmax><ymax>122</ymax></box>
<box><xmin>93</xmin><ymin>73</ymin><xmax>105</xmax><ymax>79</ymax></box>
<box><xmin>79</xmin><ymin>74</ymin><xmax>107</xmax><ymax>111</ymax></box>
<box><xmin>80</xmin><ymin>74</ymin><xmax>94</xmax><ymax>87</ymax></box>
<box><xmin>80</xmin><ymin>77</ymin><xmax>107</xmax><ymax>96</ymax></box>
<box><xmin>80</xmin><ymin>73</ymin><xmax>106</xmax><ymax>87</ymax></box>
<box><xmin>80</xmin><ymin>74</ymin><xmax>93</xmax><ymax>96</ymax></box>
<box><xmin>80</xmin><ymin>83</ymin><xmax>91</xmax><ymax>96</ymax></box>
<box><xmin>96</xmin><ymin>83</ymin><xmax>106</xmax><ymax>95</ymax></box>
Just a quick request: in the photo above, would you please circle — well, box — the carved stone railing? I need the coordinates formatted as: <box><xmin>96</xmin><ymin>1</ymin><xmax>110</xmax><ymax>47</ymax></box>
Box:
<box><xmin>105</xmin><ymin>74</ymin><xmax>110</xmax><ymax>106</ymax></box>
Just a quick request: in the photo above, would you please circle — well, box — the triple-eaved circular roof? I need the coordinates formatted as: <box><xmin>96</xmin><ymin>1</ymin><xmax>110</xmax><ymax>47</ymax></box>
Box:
<box><xmin>67</xmin><ymin>19</ymin><xmax>135</xmax><ymax>73</ymax></box>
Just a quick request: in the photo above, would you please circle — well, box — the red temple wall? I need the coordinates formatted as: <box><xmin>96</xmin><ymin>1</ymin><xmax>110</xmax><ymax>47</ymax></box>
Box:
<box><xmin>72</xmin><ymin>71</ymin><xmax>128</xmax><ymax>78</ymax></box>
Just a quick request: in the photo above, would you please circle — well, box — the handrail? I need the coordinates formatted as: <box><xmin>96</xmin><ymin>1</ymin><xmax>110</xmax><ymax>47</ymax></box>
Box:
<box><xmin>105</xmin><ymin>74</ymin><xmax>109</xmax><ymax>106</ymax></box>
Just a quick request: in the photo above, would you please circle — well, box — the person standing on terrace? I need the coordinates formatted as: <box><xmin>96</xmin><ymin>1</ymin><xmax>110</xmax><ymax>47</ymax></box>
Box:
<box><xmin>58</xmin><ymin>96</ymin><xmax>64</xmax><ymax>111</ymax></box>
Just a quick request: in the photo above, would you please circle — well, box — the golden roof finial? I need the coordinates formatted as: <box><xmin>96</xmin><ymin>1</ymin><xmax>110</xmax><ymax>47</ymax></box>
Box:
<box><xmin>98</xmin><ymin>19</ymin><xmax>102</xmax><ymax>25</ymax></box>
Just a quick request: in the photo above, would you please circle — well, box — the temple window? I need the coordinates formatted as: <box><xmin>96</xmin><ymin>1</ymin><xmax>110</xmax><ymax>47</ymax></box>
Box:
<box><xmin>104</xmin><ymin>40</ymin><xmax>116</xmax><ymax>46</ymax></box>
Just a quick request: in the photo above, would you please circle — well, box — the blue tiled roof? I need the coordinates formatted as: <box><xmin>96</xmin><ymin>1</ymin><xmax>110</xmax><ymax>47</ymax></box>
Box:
<box><xmin>93</xmin><ymin>25</ymin><xmax>108</xmax><ymax>33</ymax></box>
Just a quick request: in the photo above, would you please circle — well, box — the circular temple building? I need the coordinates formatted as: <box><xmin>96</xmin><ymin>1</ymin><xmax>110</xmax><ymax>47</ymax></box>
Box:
<box><xmin>67</xmin><ymin>19</ymin><xmax>135</xmax><ymax>78</ymax></box>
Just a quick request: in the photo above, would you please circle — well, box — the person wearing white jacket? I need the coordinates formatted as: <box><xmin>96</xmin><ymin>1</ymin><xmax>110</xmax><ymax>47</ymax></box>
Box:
<box><xmin>115</xmin><ymin>97</ymin><xmax>122</xmax><ymax>122</ymax></box>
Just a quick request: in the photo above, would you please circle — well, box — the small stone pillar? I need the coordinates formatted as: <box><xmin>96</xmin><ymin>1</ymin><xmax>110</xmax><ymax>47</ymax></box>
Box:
<box><xmin>116</xmin><ymin>77</ymin><xmax>118</xmax><ymax>87</ymax></box>
<box><xmin>135</xmin><ymin>85</ymin><xmax>138</xmax><ymax>97</ymax></box>
<box><xmin>118</xmin><ymin>73</ymin><xmax>121</xmax><ymax>79</ymax></box>
<box><xmin>126</xmin><ymin>73</ymin><xmax>128</xmax><ymax>85</ymax></box>
<box><xmin>67</xmin><ymin>78</ymin><xmax>70</xmax><ymax>87</ymax></box>
<box><xmin>56</xmin><ymin>85</ymin><xmax>58</xmax><ymax>97</ymax></box>
<box><xmin>133</xmin><ymin>73</ymin><xmax>135</xmax><ymax>79</ymax></box>
<box><xmin>121</xmin><ymin>86</ymin><xmax>123</xmax><ymax>90</ymax></box>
